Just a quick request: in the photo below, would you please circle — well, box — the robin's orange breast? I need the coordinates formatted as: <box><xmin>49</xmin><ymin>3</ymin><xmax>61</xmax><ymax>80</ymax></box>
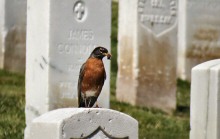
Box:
<box><xmin>81</xmin><ymin>58</ymin><xmax>106</xmax><ymax>96</ymax></box>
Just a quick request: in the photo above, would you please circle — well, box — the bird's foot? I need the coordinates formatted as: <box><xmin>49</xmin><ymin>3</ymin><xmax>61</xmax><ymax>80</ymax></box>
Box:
<box><xmin>95</xmin><ymin>103</ymin><xmax>102</xmax><ymax>108</ymax></box>
<box><xmin>95</xmin><ymin>104</ymin><xmax>99</xmax><ymax>108</ymax></box>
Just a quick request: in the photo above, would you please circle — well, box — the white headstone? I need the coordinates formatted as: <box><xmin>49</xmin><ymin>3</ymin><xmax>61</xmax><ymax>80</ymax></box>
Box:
<box><xmin>0</xmin><ymin>0</ymin><xmax>4</xmax><ymax>68</ymax></box>
<box><xmin>25</xmin><ymin>0</ymin><xmax>111</xmax><ymax>138</ymax></box>
<box><xmin>190</xmin><ymin>59</ymin><xmax>220</xmax><ymax>139</ymax></box>
<box><xmin>116</xmin><ymin>0</ymin><xmax>178</xmax><ymax>113</ymax></box>
<box><xmin>178</xmin><ymin>0</ymin><xmax>220</xmax><ymax>81</ymax></box>
<box><xmin>0</xmin><ymin>0</ymin><xmax>27</xmax><ymax>72</ymax></box>
<box><xmin>30</xmin><ymin>108</ymin><xmax>138</xmax><ymax>139</ymax></box>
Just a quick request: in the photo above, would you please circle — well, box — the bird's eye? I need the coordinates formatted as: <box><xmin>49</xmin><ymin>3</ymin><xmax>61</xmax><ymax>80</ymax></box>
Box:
<box><xmin>99</xmin><ymin>48</ymin><xmax>104</xmax><ymax>53</ymax></box>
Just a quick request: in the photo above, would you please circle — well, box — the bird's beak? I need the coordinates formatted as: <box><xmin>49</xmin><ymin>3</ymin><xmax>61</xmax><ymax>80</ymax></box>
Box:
<box><xmin>104</xmin><ymin>53</ymin><xmax>112</xmax><ymax>60</ymax></box>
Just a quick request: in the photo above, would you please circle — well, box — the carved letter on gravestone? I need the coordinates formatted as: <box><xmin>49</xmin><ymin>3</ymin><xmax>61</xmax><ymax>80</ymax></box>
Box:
<box><xmin>138</xmin><ymin>0</ymin><xmax>177</xmax><ymax>37</ymax></box>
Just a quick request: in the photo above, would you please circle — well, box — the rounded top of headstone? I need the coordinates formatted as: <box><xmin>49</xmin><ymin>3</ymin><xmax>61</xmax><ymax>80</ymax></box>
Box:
<box><xmin>32</xmin><ymin>108</ymin><xmax>138</xmax><ymax>139</ymax></box>
<box><xmin>192</xmin><ymin>59</ymin><xmax>220</xmax><ymax>71</ymax></box>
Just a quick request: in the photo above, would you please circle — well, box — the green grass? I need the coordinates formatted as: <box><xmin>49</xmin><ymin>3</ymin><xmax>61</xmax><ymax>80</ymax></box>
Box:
<box><xmin>111</xmin><ymin>1</ymin><xmax>118</xmax><ymax>73</ymax></box>
<box><xmin>110</xmin><ymin>66</ymin><xmax>190</xmax><ymax>138</ymax></box>
<box><xmin>0</xmin><ymin>70</ymin><xmax>25</xmax><ymax>139</ymax></box>
<box><xmin>0</xmin><ymin>69</ymin><xmax>190</xmax><ymax>139</ymax></box>
<box><xmin>0</xmin><ymin>2</ymin><xmax>190</xmax><ymax>139</ymax></box>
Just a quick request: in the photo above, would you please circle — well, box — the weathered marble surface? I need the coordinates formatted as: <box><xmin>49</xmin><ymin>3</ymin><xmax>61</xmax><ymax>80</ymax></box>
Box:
<box><xmin>117</xmin><ymin>0</ymin><xmax>178</xmax><ymax>113</ymax></box>
<box><xmin>30</xmin><ymin>108</ymin><xmax>138</xmax><ymax>139</ymax></box>
<box><xmin>178</xmin><ymin>0</ymin><xmax>220</xmax><ymax>81</ymax></box>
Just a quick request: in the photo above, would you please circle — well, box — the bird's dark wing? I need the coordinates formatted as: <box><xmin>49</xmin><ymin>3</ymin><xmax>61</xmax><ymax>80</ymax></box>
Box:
<box><xmin>78</xmin><ymin>63</ymin><xmax>86</xmax><ymax>107</ymax></box>
<box><xmin>104</xmin><ymin>69</ymin><xmax>106</xmax><ymax>81</ymax></box>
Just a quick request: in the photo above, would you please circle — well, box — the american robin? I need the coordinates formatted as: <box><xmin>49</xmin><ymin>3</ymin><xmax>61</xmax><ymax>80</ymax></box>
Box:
<box><xmin>78</xmin><ymin>46</ymin><xmax>111</xmax><ymax>108</ymax></box>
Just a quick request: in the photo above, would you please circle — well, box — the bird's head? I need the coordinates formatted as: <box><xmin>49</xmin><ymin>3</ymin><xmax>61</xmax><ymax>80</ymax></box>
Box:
<box><xmin>90</xmin><ymin>46</ymin><xmax>112</xmax><ymax>60</ymax></box>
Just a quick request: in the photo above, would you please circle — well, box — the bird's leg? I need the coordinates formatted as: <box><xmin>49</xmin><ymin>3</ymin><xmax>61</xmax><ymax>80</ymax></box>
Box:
<box><xmin>88</xmin><ymin>99</ymin><xmax>91</xmax><ymax>108</ymax></box>
<box><xmin>85</xmin><ymin>99</ymin><xmax>88</xmax><ymax>108</ymax></box>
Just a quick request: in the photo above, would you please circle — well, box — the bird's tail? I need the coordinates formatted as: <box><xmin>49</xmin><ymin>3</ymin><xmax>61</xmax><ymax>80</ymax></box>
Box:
<box><xmin>78</xmin><ymin>97</ymin><xmax>98</xmax><ymax>108</ymax></box>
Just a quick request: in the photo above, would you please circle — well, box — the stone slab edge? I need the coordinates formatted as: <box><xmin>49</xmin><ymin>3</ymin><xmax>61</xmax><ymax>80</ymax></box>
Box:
<box><xmin>191</xmin><ymin>59</ymin><xmax>220</xmax><ymax>139</ymax></box>
<box><xmin>30</xmin><ymin>108</ymin><xmax>138</xmax><ymax>139</ymax></box>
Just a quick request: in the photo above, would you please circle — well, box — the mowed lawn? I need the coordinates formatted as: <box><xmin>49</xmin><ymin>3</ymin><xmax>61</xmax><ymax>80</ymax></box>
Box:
<box><xmin>0</xmin><ymin>2</ymin><xmax>190</xmax><ymax>139</ymax></box>
<box><xmin>0</xmin><ymin>70</ymin><xmax>25</xmax><ymax>138</ymax></box>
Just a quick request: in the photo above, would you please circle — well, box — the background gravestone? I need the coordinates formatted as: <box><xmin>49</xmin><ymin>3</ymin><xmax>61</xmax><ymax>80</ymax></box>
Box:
<box><xmin>25</xmin><ymin>0</ymin><xmax>111</xmax><ymax>138</ymax></box>
<box><xmin>0</xmin><ymin>0</ymin><xmax>3</xmax><ymax>68</ymax></box>
<box><xmin>191</xmin><ymin>59</ymin><xmax>220</xmax><ymax>139</ymax></box>
<box><xmin>0</xmin><ymin>0</ymin><xmax>26</xmax><ymax>73</ymax></box>
<box><xmin>177</xmin><ymin>0</ymin><xmax>220</xmax><ymax>81</ymax></box>
<box><xmin>117</xmin><ymin>0</ymin><xmax>178</xmax><ymax>113</ymax></box>
<box><xmin>30</xmin><ymin>108</ymin><xmax>138</xmax><ymax>139</ymax></box>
